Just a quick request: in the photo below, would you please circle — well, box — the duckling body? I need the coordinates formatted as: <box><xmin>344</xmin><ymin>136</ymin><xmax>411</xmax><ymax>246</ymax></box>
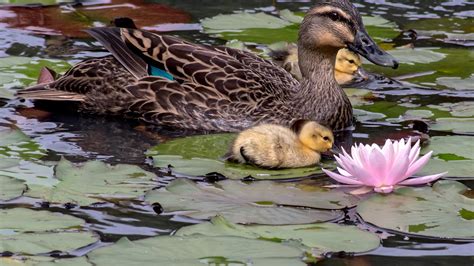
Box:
<box><xmin>17</xmin><ymin>0</ymin><xmax>397</xmax><ymax>132</ymax></box>
<box><xmin>269</xmin><ymin>44</ymin><xmax>368</xmax><ymax>85</ymax></box>
<box><xmin>228</xmin><ymin>121</ymin><xmax>334</xmax><ymax>169</ymax></box>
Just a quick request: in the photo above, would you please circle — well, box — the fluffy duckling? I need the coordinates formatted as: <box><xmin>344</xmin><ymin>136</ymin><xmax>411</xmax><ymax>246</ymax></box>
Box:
<box><xmin>269</xmin><ymin>44</ymin><xmax>368</xmax><ymax>85</ymax></box>
<box><xmin>227</xmin><ymin>120</ymin><xmax>334</xmax><ymax>169</ymax></box>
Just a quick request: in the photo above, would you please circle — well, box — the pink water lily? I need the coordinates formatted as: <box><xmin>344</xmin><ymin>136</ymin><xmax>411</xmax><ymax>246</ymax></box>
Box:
<box><xmin>322</xmin><ymin>138</ymin><xmax>446</xmax><ymax>194</ymax></box>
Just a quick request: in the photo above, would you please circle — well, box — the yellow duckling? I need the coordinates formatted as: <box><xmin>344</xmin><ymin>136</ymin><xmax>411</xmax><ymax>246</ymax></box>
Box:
<box><xmin>227</xmin><ymin>120</ymin><xmax>334</xmax><ymax>169</ymax></box>
<box><xmin>269</xmin><ymin>44</ymin><xmax>368</xmax><ymax>85</ymax></box>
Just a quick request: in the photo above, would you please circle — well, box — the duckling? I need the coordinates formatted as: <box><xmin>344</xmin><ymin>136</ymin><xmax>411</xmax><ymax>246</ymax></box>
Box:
<box><xmin>269</xmin><ymin>44</ymin><xmax>368</xmax><ymax>85</ymax></box>
<box><xmin>227</xmin><ymin>120</ymin><xmax>334</xmax><ymax>169</ymax></box>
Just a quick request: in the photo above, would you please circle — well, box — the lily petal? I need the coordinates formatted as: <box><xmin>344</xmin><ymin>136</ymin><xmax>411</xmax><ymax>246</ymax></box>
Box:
<box><xmin>404</xmin><ymin>151</ymin><xmax>433</xmax><ymax>178</ymax></box>
<box><xmin>322</xmin><ymin>168</ymin><xmax>364</xmax><ymax>185</ymax></box>
<box><xmin>398</xmin><ymin>172</ymin><xmax>447</xmax><ymax>185</ymax></box>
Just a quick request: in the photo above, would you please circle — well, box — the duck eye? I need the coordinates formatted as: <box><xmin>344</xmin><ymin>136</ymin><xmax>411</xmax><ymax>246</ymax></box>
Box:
<box><xmin>328</xmin><ymin>12</ymin><xmax>340</xmax><ymax>21</ymax></box>
<box><xmin>323</xmin><ymin>136</ymin><xmax>330</xmax><ymax>141</ymax></box>
<box><xmin>348</xmin><ymin>59</ymin><xmax>355</xmax><ymax>64</ymax></box>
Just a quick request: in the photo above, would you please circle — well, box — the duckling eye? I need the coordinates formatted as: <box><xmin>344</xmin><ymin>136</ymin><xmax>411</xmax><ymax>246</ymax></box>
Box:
<box><xmin>348</xmin><ymin>59</ymin><xmax>355</xmax><ymax>64</ymax></box>
<box><xmin>328</xmin><ymin>12</ymin><xmax>341</xmax><ymax>21</ymax></box>
<box><xmin>323</xmin><ymin>136</ymin><xmax>330</xmax><ymax>141</ymax></box>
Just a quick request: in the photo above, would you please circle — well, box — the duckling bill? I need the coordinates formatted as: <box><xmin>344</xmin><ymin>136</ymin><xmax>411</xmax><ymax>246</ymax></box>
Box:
<box><xmin>227</xmin><ymin>120</ymin><xmax>334</xmax><ymax>169</ymax></box>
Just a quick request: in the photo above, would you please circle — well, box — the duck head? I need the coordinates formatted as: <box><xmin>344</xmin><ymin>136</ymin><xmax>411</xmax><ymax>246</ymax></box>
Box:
<box><xmin>299</xmin><ymin>0</ymin><xmax>398</xmax><ymax>70</ymax></box>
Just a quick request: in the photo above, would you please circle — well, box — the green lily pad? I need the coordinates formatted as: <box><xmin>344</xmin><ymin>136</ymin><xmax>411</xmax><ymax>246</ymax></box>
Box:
<box><xmin>202</xmin><ymin>12</ymin><xmax>291</xmax><ymax>31</ymax></box>
<box><xmin>357</xmin><ymin>181</ymin><xmax>474</xmax><ymax>239</ymax></box>
<box><xmin>0</xmin><ymin>208</ymin><xmax>98</xmax><ymax>254</ymax></box>
<box><xmin>148</xmin><ymin>133</ymin><xmax>329</xmax><ymax>180</ymax></box>
<box><xmin>428</xmin><ymin>102</ymin><xmax>474</xmax><ymax>117</ymax></box>
<box><xmin>0</xmin><ymin>160</ymin><xmax>56</xmax><ymax>187</ymax></box>
<box><xmin>176</xmin><ymin>216</ymin><xmax>380</xmax><ymax>255</ymax></box>
<box><xmin>0</xmin><ymin>256</ymin><xmax>91</xmax><ymax>266</ymax></box>
<box><xmin>0</xmin><ymin>56</ymin><xmax>70</xmax><ymax>92</ymax></box>
<box><xmin>145</xmin><ymin>178</ymin><xmax>357</xmax><ymax>225</ymax></box>
<box><xmin>0</xmin><ymin>128</ymin><xmax>46</xmax><ymax>160</ymax></box>
<box><xmin>419</xmin><ymin>136</ymin><xmax>474</xmax><ymax>178</ymax></box>
<box><xmin>366</xmin><ymin>48</ymin><xmax>474</xmax><ymax>88</ymax></box>
<box><xmin>0</xmin><ymin>175</ymin><xmax>27</xmax><ymax>201</ymax></box>
<box><xmin>436</xmin><ymin>75</ymin><xmax>474</xmax><ymax>91</ymax></box>
<box><xmin>430</xmin><ymin>118</ymin><xmax>474</xmax><ymax>134</ymax></box>
<box><xmin>26</xmin><ymin>158</ymin><xmax>157</xmax><ymax>205</ymax></box>
<box><xmin>386</xmin><ymin>47</ymin><xmax>446</xmax><ymax>65</ymax></box>
<box><xmin>202</xmin><ymin>11</ymin><xmax>399</xmax><ymax>44</ymax></box>
<box><xmin>88</xmin><ymin>235</ymin><xmax>305</xmax><ymax>266</ymax></box>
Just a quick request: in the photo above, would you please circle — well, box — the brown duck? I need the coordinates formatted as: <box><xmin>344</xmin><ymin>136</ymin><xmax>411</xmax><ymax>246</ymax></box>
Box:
<box><xmin>17</xmin><ymin>0</ymin><xmax>398</xmax><ymax>132</ymax></box>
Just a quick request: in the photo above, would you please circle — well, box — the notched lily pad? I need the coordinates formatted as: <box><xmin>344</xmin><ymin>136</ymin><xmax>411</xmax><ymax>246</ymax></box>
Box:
<box><xmin>430</xmin><ymin>118</ymin><xmax>474</xmax><ymax>134</ymax></box>
<box><xmin>147</xmin><ymin>133</ymin><xmax>329</xmax><ymax>180</ymax></box>
<box><xmin>428</xmin><ymin>102</ymin><xmax>474</xmax><ymax>117</ymax></box>
<box><xmin>357</xmin><ymin>180</ymin><xmax>474</xmax><ymax>239</ymax></box>
<box><xmin>145</xmin><ymin>178</ymin><xmax>357</xmax><ymax>225</ymax></box>
<box><xmin>0</xmin><ymin>175</ymin><xmax>27</xmax><ymax>201</ymax></box>
<box><xmin>0</xmin><ymin>128</ymin><xmax>46</xmax><ymax>160</ymax></box>
<box><xmin>0</xmin><ymin>256</ymin><xmax>91</xmax><ymax>266</ymax></box>
<box><xmin>0</xmin><ymin>208</ymin><xmax>98</xmax><ymax>254</ymax></box>
<box><xmin>26</xmin><ymin>158</ymin><xmax>157</xmax><ymax>205</ymax></box>
<box><xmin>176</xmin><ymin>216</ymin><xmax>380</xmax><ymax>255</ymax></box>
<box><xmin>88</xmin><ymin>235</ymin><xmax>305</xmax><ymax>266</ymax></box>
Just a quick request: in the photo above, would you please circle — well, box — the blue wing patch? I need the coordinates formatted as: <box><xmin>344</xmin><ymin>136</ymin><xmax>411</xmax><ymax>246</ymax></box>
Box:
<box><xmin>149</xmin><ymin>65</ymin><xmax>174</xmax><ymax>80</ymax></box>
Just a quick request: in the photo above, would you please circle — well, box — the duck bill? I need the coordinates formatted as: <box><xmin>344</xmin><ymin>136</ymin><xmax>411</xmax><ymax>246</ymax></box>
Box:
<box><xmin>347</xmin><ymin>30</ymin><xmax>398</xmax><ymax>69</ymax></box>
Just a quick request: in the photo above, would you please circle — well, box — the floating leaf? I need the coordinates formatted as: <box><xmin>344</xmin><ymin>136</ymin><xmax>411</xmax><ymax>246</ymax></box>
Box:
<box><xmin>145</xmin><ymin>178</ymin><xmax>357</xmax><ymax>225</ymax></box>
<box><xmin>428</xmin><ymin>102</ymin><xmax>474</xmax><ymax>117</ymax></box>
<box><xmin>202</xmin><ymin>11</ymin><xmax>399</xmax><ymax>44</ymax></box>
<box><xmin>0</xmin><ymin>160</ymin><xmax>56</xmax><ymax>187</ymax></box>
<box><xmin>419</xmin><ymin>136</ymin><xmax>474</xmax><ymax>178</ymax></box>
<box><xmin>0</xmin><ymin>256</ymin><xmax>91</xmax><ymax>266</ymax></box>
<box><xmin>386</xmin><ymin>47</ymin><xmax>446</xmax><ymax>65</ymax></box>
<box><xmin>148</xmin><ymin>134</ymin><xmax>328</xmax><ymax>180</ymax></box>
<box><xmin>0</xmin><ymin>175</ymin><xmax>26</xmax><ymax>201</ymax></box>
<box><xmin>26</xmin><ymin>158</ymin><xmax>157</xmax><ymax>205</ymax></box>
<box><xmin>176</xmin><ymin>216</ymin><xmax>380</xmax><ymax>255</ymax></box>
<box><xmin>357</xmin><ymin>181</ymin><xmax>474</xmax><ymax>238</ymax></box>
<box><xmin>0</xmin><ymin>208</ymin><xmax>98</xmax><ymax>254</ymax></box>
<box><xmin>436</xmin><ymin>75</ymin><xmax>474</xmax><ymax>91</ymax></box>
<box><xmin>0</xmin><ymin>128</ymin><xmax>46</xmax><ymax>160</ymax></box>
<box><xmin>88</xmin><ymin>235</ymin><xmax>305</xmax><ymax>266</ymax></box>
<box><xmin>0</xmin><ymin>56</ymin><xmax>71</xmax><ymax>90</ymax></box>
<box><xmin>430</xmin><ymin>118</ymin><xmax>474</xmax><ymax>134</ymax></box>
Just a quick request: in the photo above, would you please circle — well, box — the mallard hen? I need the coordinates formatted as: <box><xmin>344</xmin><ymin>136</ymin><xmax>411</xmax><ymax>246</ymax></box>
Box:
<box><xmin>17</xmin><ymin>0</ymin><xmax>397</xmax><ymax>132</ymax></box>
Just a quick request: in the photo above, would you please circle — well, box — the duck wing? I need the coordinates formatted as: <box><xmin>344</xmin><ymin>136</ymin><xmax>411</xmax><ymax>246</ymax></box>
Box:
<box><xmin>84</xmin><ymin>27</ymin><xmax>299</xmax><ymax>130</ymax></box>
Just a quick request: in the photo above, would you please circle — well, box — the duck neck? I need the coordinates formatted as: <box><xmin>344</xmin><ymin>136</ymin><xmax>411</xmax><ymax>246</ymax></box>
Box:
<box><xmin>293</xmin><ymin>46</ymin><xmax>353</xmax><ymax>130</ymax></box>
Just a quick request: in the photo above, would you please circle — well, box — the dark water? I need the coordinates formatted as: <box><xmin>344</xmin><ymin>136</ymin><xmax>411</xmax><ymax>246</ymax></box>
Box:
<box><xmin>0</xmin><ymin>0</ymin><xmax>473</xmax><ymax>265</ymax></box>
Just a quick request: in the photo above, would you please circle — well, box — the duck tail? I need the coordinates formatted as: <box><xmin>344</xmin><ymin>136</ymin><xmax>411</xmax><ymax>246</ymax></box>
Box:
<box><xmin>16</xmin><ymin>66</ymin><xmax>85</xmax><ymax>102</ymax></box>
<box><xmin>16</xmin><ymin>85</ymin><xmax>86</xmax><ymax>102</ymax></box>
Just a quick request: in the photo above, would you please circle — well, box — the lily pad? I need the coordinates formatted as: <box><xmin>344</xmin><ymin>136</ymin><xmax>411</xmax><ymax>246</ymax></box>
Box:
<box><xmin>428</xmin><ymin>102</ymin><xmax>474</xmax><ymax>117</ymax></box>
<box><xmin>436</xmin><ymin>75</ymin><xmax>474</xmax><ymax>91</ymax></box>
<box><xmin>357</xmin><ymin>180</ymin><xmax>474</xmax><ymax>239</ymax></box>
<box><xmin>0</xmin><ymin>208</ymin><xmax>98</xmax><ymax>254</ymax></box>
<box><xmin>88</xmin><ymin>235</ymin><xmax>305</xmax><ymax>266</ymax></box>
<box><xmin>176</xmin><ymin>216</ymin><xmax>380</xmax><ymax>255</ymax></box>
<box><xmin>0</xmin><ymin>256</ymin><xmax>91</xmax><ymax>266</ymax></box>
<box><xmin>430</xmin><ymin>118</ymin><xmax>474</xmax><ymax>134</ymax></box>
<box><xmin>0</xmin><ymin>56</ymin><xmax>71</xmax><ymax>90</ymax></box>
<box><xmin>386</xmin><ymin>47</ymin><xmax>446</xmax><ymax>65</ymax></box>
<box><xmin>145</xmin><ymin>178</ymin><xmax>358</xmax><ymax>225</ymax></box>
<box><xmin>0</xmin><ymin>175</ymin><xmax>26</xmax><ymax>201</ymax></box>
<box><xmin>0</xmin><ymin>160</ymin><xmax>56</xmax><ymax>187</ymax></box>
<box><xmin>26</xmin><ymin>158</ymin><xmax>157</xmax><ymax>205</ymax></box>
<box><xmin>0</xmin><ymin>128</ymin><xmax>46</xmax><ymax>160</ymax></box>
<box><xmin>148</xmin><ymin>133</ymin><xmax>328</xmax><ymax>180</ymax></box>
<box><xmin>202</xmin><ymin>11</ymin><xmax>399</xmax><ymax>44</ymax></box>
<box><xmin>419</xmin><ymin>136</ymin><xmax>474</xmax><ymax>178</ymax></box>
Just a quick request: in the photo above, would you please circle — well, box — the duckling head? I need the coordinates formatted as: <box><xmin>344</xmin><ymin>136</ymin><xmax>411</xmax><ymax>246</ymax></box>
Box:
<box><xmin>292</xmin><ymin>120</ymin><xmax>334</xmax><ymax>153</ymax></box>
<box><xmin>298</xmin><ymin>0</ymin><xmax>398</xmax><ymax>70</ymax></box>
<box><xmin>335</xmin><ymin>48</ymin><xmax>369</xmax><ymax>84</ymax></box>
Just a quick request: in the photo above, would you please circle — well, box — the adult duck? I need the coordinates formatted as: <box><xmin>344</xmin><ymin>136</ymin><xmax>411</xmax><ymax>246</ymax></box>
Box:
<box><xmin>18</xmin><ymin>0</ymin><xmax>398</xmax><ymax>132</ymax></box>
